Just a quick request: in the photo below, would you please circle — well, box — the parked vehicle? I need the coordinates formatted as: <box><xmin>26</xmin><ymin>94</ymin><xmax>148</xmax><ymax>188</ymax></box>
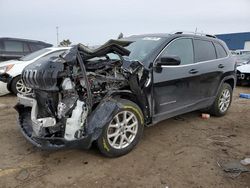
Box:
<box><xmin>232</xmin><ymin>50</ymin><xmax>250</xmax><ymax>55</ymax></box>
<box><xmin>15</xmin><ymin>32</ymin><xmax>236</xmax><ymax>157</ymax></box>
<box><xmin>235</xmin><ymin>53</ymin><xmax>250</xmax><ymax>67</ymax></box>
<box><xmin>0</xmin><ymin>47</ymin><xmax>70</xmax><ymax>95</ymax></box>
<box><xmin>0</xmin><ymin>37</ymin><xmax>52</xmax><ymax>62</ymax></box>
<box><xmin>237</xmin><ymin>63</ymin><xmax>250</xmax><ymax>85</ymax></box>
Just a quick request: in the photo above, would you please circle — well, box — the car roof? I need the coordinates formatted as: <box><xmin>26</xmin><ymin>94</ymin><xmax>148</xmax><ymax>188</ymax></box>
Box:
<box><xmin>127</xmin><ymin>33</ymin><xmax>171</xmax><ymax>38</ymax></box>
<box><xmin>125</xmin><ymin>33</ymin><xmax>226</xmax><ymax>48</ymax></box>
<box><xmin>0</xmin><ymin>37</ymin><xmax>52</xmax><ymax>45</ymax></box>
<box><xmin>126</xmin><ymin>33</ymin><xmax>219</xmax><ymax>41</ymax></box>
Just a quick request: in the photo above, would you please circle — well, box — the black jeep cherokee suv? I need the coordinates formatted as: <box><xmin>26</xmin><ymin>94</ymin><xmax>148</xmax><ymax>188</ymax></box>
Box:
<box><xmin>15</xmin><ymin>32</ymin><xmax>236</xmax><ymax>157</ymax></box>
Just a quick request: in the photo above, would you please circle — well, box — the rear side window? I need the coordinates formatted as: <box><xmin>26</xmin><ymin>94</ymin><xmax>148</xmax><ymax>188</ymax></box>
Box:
<box><xmin>4</xmin><ymin>41</ymin><xmax>23</xmax><ymax>52</ymax></box>
<box><xmin>214</xmin><ymin>42</ymin><xmax>227</xmax><ymax>58</ymax></box>
<box><xmin>194</xmin><ymin>39</ymin><xmax>216</xmax><ymax>62</ymax></box>
<box><xmin>161</xmin><ymin>38</ymin><xmax>194</xmax><ymax>65</ymax></box>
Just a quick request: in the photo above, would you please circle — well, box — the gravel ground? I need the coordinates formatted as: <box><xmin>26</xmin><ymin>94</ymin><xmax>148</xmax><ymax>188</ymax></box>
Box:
<box><xmin>0</xmin><ymin>87</ymin><xmax>249</xmax><ymax>188</ymax></box>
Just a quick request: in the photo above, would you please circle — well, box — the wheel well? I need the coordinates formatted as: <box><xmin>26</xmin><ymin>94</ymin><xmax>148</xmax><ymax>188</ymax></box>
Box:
<box><xmin>111</xmin><ymin>92</ymin><xmax>145</xmax><ymax>112</ymax></box>
<box><xmin>224</xmin><ymin>78</ymin><xmax>235</xmax><ymax>89</ymax></box>
<box><xmin>115</xmin><ymin>93</ymin><xmax>142</xmax><ymax>109</ymax></box>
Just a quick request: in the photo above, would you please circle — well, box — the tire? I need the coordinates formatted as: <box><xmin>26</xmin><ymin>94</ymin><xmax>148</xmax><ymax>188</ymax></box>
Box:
<box><xmin>209</xmin><ymin>83</ymin><xmax>233</xmax><ymax>117</ymax></box>
<box><xmin>97</xmin><ymin>99</ymin><xmax>144</xmax><ymax>157</ymax></box>
<box><xmin>10</xmin><ymin>76</ymin><xmax>32</xmax><ymax>95</ymax></box>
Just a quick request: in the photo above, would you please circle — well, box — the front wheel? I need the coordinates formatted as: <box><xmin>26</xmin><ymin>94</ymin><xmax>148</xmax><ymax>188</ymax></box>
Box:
<box><xmin>10</xmin><ymin>76</ymin><xmax>32</xmax><ymax>95</ymax></box>
<box><xmin>209</xmin><ymin>83</ymin><xmax>233</xmax><ymax>117</ymax></box>
<box><xmin>97</xmin><ymin>99</ymin><xmax>144</xmax><ymax>157</ymax></box>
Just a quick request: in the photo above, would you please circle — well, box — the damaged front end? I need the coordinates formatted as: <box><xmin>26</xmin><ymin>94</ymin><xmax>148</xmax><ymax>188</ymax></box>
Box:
<box><xmin>15</xmin><ymin>40</ymin><xmax>150</xmax><ymax>149</ymax></box>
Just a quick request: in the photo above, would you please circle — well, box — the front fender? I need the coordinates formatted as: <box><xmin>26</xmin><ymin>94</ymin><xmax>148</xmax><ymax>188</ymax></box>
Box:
<box><xmin>86</xmin><ymin>98</ymin><xmax>122</xmax><ymax>141</ymax></box>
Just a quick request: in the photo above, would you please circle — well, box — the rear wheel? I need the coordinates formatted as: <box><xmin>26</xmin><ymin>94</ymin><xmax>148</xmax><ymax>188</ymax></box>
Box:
<box><xmin>10</xmin><ymin>76</ymin><xmax>32</xmax><ymax>95</ymax></box>
<box><xmin>97</xmin><ymin>99</ymin><xmax>144</xmax><ymax>157</ymax></box>
<box><xmin>209</xmin><ymin>83</ymin><xmax>232</xmax><ymax>117</ymax></box>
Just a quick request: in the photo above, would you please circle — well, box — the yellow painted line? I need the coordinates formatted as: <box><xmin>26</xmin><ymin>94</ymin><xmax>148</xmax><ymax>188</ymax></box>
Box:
<box><xmin>0</xmin><ymin>168</ymin><xmax>19</xmax><ymax>177</ymax></box>
<box><xmin>0</xmin><ymin>164</ymin><xmax>44</xmax><ymax>177</ymax></box>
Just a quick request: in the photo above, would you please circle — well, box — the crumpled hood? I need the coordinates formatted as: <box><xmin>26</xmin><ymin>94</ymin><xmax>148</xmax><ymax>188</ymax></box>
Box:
<box><xmin>237</xmin><ymin>64</ymin><xmax>250</xmax><ymax>73</ymax></box>
<box><xmin>62</xmin><ymin>39</ymin><xmax>132</xmax><ymax>63</ymax></box>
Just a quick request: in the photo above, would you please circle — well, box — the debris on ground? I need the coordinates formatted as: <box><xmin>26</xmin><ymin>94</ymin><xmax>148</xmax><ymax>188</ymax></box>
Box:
<box><xmin>15</xmin><ymin>169</ymin><xmax>30</xmax><ymax>181</ymax></box>
<box><xmin>201</xmin><ymin>113</ymin><xmax>210</xmax><ymax>119</ymax></box>
<box><xmin>239</xmin><ymin>93</ymin><xmax>250</xmax><ymax>99</ymax></box>
<box><xmin>217</xmin><ymin>160</ymin><xmax>250</xmax><ymax>178</ymax></box>
<box><xmin>241</xmin><ymin>158</ymin><xmax>250</xmax><ymax>166</ymax></box>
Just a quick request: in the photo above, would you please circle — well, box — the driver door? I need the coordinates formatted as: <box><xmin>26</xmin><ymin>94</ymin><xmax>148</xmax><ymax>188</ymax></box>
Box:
<box><xmin>152</xmin><ymin>38</ymin><xmax>201</xmax><ymax>122</ymax></box>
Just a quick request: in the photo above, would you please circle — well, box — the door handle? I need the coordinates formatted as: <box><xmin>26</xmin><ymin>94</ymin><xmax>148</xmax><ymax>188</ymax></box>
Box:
<box><xmin>189</xmin><ymin>69</ymin><xmax>198</xmax><ymax>74</ymax></box>
<box><xmin>218</xmin><ymin>64</ymin><xmax>225</xmax><ymax>68</ymax></box>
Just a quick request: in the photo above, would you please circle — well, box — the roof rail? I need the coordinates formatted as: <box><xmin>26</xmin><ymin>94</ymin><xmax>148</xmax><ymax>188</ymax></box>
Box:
<box><xmin>174</xmin><ymin>31</ymin><xmax>217</xmax><ymax>38</ymax></box>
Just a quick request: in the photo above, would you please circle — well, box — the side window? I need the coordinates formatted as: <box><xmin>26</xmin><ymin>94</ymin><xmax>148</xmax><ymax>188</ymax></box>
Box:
<box><xmin>214</xmin><ymin>42</ymin><xmax>227</xmax><ymax>58</ymax></box>
<box><xmin>23</xmin><ymin>43</ymin><xmax>30</xmax><ymax>53</ymax></box>
<box><xmin>160</xmin><ymin>38</ymin><xmax>194</xmax><ymax>65</ymax></box>
<box><xmin>0</xmin><ymin>41</ymin><xmax>4</xmax><ymax>51</ymax></box>
<box><xmin>194</xmin><ymin>39</ymin><xmax>216</xmax><ymax>62</ymax></box>
<box><xmin>4</xmin><ymin>40</ymin><xmax>24</xmax><ymax>52</ymax></box>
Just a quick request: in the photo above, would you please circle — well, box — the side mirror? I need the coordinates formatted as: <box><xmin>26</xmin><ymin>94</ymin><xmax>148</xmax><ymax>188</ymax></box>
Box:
<box><xmin>156</xmin><ymin>55</ymin><xmax>181</xmax><ymax>66</ymax></box>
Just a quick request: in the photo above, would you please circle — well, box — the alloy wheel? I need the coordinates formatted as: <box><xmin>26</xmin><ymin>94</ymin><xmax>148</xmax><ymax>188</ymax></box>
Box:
<box><xmin>16</xmin><ymin>79</ymin><xmax>32</xmax><ymax>95</ymax></box>
<box><xmin>107</xmin><ymin>110</ymin><xmax>138</xmax><ymax>149</ymax></box>
<box><xmin>218</xmin><ymin>88</ymin><xmax>231</xmax><ymax>113</ymax></box>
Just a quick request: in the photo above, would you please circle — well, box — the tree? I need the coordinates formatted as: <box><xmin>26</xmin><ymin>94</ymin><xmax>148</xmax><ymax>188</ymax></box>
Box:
<box><xmin>59</xmin><ymin>39</ymin><xmax>72</xmax><ymax>47</ymax></box>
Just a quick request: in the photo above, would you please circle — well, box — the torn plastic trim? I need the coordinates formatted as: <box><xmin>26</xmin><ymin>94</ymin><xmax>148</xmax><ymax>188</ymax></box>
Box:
<box><xmin>17</xmin><ymin>94</ymin><xmax>56</xmax><ymax>136</ymax></box>
<box><xmin>86</xmin><ymin>98</ymin><xmax>122</xmax><ymax>142</ymax></box>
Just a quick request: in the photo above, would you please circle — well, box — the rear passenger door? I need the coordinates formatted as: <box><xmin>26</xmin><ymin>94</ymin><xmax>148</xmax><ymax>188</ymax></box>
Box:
<box><xmin>193</xmin><ymin>39</ymin><xmax>226</xmax><ymax>101</ymax></box>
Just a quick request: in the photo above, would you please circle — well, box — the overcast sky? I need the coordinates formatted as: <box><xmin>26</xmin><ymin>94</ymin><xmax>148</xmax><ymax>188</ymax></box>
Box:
<box><xmin>0</xmin><ymin>0</ymin><xmax>249</xmax><ymax>46</ymax></box>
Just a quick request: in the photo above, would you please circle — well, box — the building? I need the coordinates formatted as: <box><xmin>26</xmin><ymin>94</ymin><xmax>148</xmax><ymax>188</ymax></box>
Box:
<box><xmin>216</xmin><ymin>32</ymin><xmax>250</xmax><ymax>51</ymax></box>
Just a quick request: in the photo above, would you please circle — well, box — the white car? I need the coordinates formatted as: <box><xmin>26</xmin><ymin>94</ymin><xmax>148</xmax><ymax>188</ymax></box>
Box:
<box><xmin>0</xmin><ymin>47</ymin><xmax>70</xmax><ymax>96</ymax></box>
<box><xmin>237</xmin><ymin>63</ymin><xmax>250</xmax><ymax>85</ymax></box>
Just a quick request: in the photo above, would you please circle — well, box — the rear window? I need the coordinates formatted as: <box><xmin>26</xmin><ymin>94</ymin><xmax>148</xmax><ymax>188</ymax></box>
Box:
<box><xmin>4</xmin><ymin>41</ymin><xmax>23</xmax><ymax>52</ymax></box>
<box><xmin>214</xmin><ymin>42</ymin><xmax>227</xmax><ymax>58</ymax></box>
<box><xmin>29</xmin><ymin>43</ymin><xmax>46</xmax><ymax>52</ymax></box>
<box><xmin>194</xmin><ymin>39</ymin><xmax>216</xmax><ymax>62</ymax></box>
<box><xmin>20</xmin><ymin>48</ymin><xmax>50</xmax><ymax>61</ymax></box>
<box><xmin>41</xmin><ymin>50</ymin><xmax>65</xmax><ymax>61</ymax></box>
